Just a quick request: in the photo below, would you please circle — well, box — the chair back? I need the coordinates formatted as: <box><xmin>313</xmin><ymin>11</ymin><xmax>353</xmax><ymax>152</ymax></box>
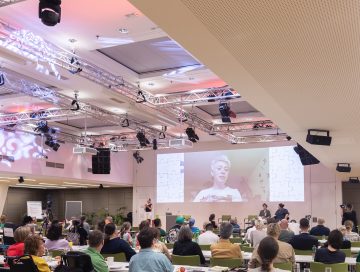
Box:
<box><xmin>310</xmin><ymin>262</ymin><xmax>348</xmax><ymax>272</ymax></box>
<box><xmin>294</xmin><ymin>249</ymin><xmax>313</xmax><ymax>255</ymax></box>
<box><xmin>274</xmin><ymin>262</ymin><xmax>292</xmax><ymax>271</ymax></box>
<box><xmin>241</xmin><ymin>245</ymin><xmax>254</xmax><ymax>253</ymax></box>
<box><xmin>247</xmin><ymin>215</ymin><xmax>258</xmax><ymax>221</ymax></box>
<box><xmin>8</xmin><ymin>256</ymin><xmax>39</xmax><ymax>272</ymax></box>
<box><xmin>356</xmin><ymin>262</ymin><xmax>360</xmax><ymax>272</ymax></box>
<box><xmin>221</xmin><ymin>215</ymin><xmax>231</xmax><ymax>222</ymax></box>
<box><xmin>165</xmin><ymin>243</ymin><xmax>174</xmax><ymax>249</ymax></box>
<box><xmin>210</xmin><ymin>258</ymin><xmax>242</xmax><ymax>268</ymax></box>
<box><xmin>199</xmin><ymin>244</ymin><xmax>211</xmax><ymax>250</ymax></box>
<box><xmin>172</xmin><ymin>255</ymin><xmax>200</xmax><ymax>266</ymax></box>
<box><xmin>340</xmin><ymin>248</ymin><xmax>351</xmax><ymax>257</ymax></box>
<box><xmin>49</xmin><ymin>249</ymin><xmax>64</xmax><ymax>257</ymax></box>
<box><xmin>62</xmin><ymin>251</ymin><xmax>94</xmax><ymax>272</ymax></box>
<box><xmin>131</xmin><ymin>227</ymin><xmax>139</xmax><ymax>232</ymax></box>
<box><xmin>229</xmin><ymin>237</ymin><xmax>242</xmax><ymax>244</ymax></box>
<box><xmin>351</xmin><ymin>241</ymin><xmax>360</xmax><ymax>247</ymax></box>
<box><xmin>315</xmin><ymin>236</ymin><xmax>328</xmax><ymax>240</ymax></box>
<box><xmin>101</xmin><ymin>252</ymin><xmax>126</xmax><ymax>262</ymax></box>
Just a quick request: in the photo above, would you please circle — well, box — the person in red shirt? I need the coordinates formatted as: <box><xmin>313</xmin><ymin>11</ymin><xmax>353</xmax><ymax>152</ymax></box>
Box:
<box><xmin>7</xmin><ymin>226</ymin><xmax>31</xmax><ymax>256</ymax></box>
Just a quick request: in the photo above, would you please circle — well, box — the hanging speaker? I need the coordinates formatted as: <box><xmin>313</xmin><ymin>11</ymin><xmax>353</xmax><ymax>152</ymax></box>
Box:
<box><xmin>92</xmin><ymin>148</ymin><xmax>111</xmax><ymax>174</ymax></box>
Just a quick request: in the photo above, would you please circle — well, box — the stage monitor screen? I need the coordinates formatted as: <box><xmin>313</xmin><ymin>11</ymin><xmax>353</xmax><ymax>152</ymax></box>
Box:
<box><xmin>156</xmin><ymin>146</ymin><xmax>304</xmax><ymax>203</ymax></box>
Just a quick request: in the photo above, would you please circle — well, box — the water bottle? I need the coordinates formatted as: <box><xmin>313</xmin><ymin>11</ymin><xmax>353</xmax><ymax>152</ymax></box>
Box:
<box><xmin>312</xmin><ymin>244</ymin><xmax>317</xmax><ymax>259</ymax></box>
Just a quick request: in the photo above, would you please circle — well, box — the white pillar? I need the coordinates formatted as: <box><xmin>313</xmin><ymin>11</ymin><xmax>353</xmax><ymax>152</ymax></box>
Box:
<box><xmin>0</xmin><ymin>184</ymin><xmax>9</xmax><ymax>215</ymax></box>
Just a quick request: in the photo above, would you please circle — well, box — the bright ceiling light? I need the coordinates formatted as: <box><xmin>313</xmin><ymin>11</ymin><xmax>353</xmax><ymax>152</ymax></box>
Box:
<box><xmin>118</xmin><ymin>28</ymin><xmax>129</xmax><ymax>34</ymax></box>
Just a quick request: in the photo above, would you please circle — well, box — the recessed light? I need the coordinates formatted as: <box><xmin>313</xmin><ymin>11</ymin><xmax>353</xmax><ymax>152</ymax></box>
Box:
<box><xmin>148</xmin><ymin>82</ymin><xmax>155</xmax><ymax>86</ymax></box>
<box><xmin>118</xmin><ymin>28</ymin><xmax>129</xmax><ymax>34</ymax></box>
<box><xmin>68</xmin><ymin>38</ymin><xmax>77</xmax><ymax>43</ymax></box>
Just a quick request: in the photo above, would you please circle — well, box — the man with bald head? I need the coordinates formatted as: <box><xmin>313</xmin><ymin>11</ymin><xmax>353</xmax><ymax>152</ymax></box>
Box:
<box><xmin>310</xmin><ymin>218</ymin><xmax>330</xmax><ymax>236</ymax></box>
<box><xmin>278</xmin><ymin>219</ymin><xmax>294</xmax><ymax>243</ymax></box>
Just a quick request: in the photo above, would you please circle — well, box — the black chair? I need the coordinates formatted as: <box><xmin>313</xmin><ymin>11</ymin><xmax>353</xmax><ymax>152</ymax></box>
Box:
<box><xmin>61</xmin><ymin>251</ymin><xmax>94</xmax><ymax>272</ymax></box>
<box><xmin>8</xmin><ymin>255</ymin><xmax>39</xmax><ymax>272</ymax></box>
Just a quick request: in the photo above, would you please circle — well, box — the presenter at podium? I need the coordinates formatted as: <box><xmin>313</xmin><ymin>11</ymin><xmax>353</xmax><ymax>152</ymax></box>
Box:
<box><xmin>193</xmin><ymin>155</ymin><xmax>242</xmax><ymax>202</ymax></box>
<box><xmin>144</xmin><ymin>198</ymin><xmax>153</xmax><ymax>219</ymax></box>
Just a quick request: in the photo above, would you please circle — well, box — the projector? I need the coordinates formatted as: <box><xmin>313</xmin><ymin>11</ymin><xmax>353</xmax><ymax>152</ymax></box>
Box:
<box><xmin>169</xmin><ymin>139</ymin><xmax>193</xmax><ymax>149</ymax></box>
<box><xmin>73</xmin><ymin>146</ymin><xmax>98</xmax><ymax>155</ymax></box>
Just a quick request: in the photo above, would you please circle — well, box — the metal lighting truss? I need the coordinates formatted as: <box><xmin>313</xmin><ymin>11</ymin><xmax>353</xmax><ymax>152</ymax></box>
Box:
<box><xmin>0</xmin><ymin>70</ymin><xmax>165</xmax><ymax>137</ymax></box>
<box><xmin>0</xmin><ymin>20</ymin><xmax>286</xmax><ymax>144</ymax></box>
<box><xmin>0</xmin><ymin>0</ymin><xmax>25</xmax><ymax>7</ymax></box>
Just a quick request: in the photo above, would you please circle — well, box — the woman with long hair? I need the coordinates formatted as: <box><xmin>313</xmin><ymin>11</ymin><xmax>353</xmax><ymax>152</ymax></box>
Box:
<box><xmin>120</xmin><ymin>222</ymin><xmax>133</xmax><ymax>246</ymax></box>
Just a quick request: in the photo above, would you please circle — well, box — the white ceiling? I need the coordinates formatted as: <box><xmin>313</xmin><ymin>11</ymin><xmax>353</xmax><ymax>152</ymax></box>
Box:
<box><xmin>130</xmin><ymin>0</ymin><xmax>360</xmax><ymax>178</ymax></box>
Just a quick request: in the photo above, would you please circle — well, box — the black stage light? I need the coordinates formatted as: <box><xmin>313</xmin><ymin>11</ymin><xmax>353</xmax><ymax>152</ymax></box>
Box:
<box><xmin>152</xmin><ymin>139</ymin><xmax>157</xmax><ymax>150</ymax></box>
<box><xmin>136</xmin><ymin>131</ymin><xmax>150</xmax><ymax>147</ymax></box>
<box><xmin>219</xmin><ymin>102</ymin><xmax>231</xmax><ymax>123</ymax></box>
<box><xmin>99</xmin><ymin>184</ymin><xmax>104</xmax><ymax>189</ymax></box>
<box><xmin>136</xmin><ymin>90</ymin><xmax>146</xmax><ymax>103</ymax></box>
<box><xmin>39</xmin><ymin>0</ymin><xmax>62</xmax><ymax>26</ymax></box>
<box><xmin>336</xmin><ymin>163</ymin><xmax>351</xmax><ymax>173</ymax></box>
<box><xmin>293</xmin><ymin>144</ymin><xmax>320</xmax><ymax>165</ymax></box>
<box><xmin>185</xmin><ymin>127</ymin><xmax>199</xmax><ymax>143</ymax></box>
<box><xmin>71</xmin><ymin>99</ymin><xmax>80</xmax><ymax>111</ymax></box>
<box><xmin>18</xmin><ymin>176</ymin><xmax>25</xmax><ymax>183</ymax></box>
<box><xmin>159</xmin><ymin>132</ymin><xmax>166</xmax><ymax>139</ymax></box>
<box><xmin>349</xmin><ymin>177</ymin><xmax>359</xmax><ymax>183</ymax></box>
<box><xmin>306</xmin><ymin>129</ymin><xmax>332</xmax><ymax>146</ymax></box>
<box><xmin>286</xmin><ymin>136</ymin><xmax>292</xmax><ymax>141</ymax></box>
<box><xmin>121</xmin><ymin>118</ymin><xmax>129</xmax><ymax>127</ymax></box>
<box><xmin>133</xmin><ymin>151</ymin><xmax>144</xmax><ymax>164</ymax></box>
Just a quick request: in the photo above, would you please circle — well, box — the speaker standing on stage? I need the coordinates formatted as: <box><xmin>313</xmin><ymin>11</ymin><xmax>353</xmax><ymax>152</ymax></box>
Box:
<box><xmin>145</xmin><ymin>198</ymin><xmax>152</xmax><ymax>212</ymax></box>
<box><xmin>259</xmin><ymin>203</ymin><xmax>271</xmax><ymax>219</ymax></box>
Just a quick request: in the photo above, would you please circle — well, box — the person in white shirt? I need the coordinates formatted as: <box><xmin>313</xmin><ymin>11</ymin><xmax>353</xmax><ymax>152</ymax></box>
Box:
<box><xmin>250</xmin><ymin>221</ymin><xmax>267</xmax><ymax>247</ymax></box>
<box><xmin>288</xmin><ymin>220</ymin><xmax>300</xmax><ymax>235</ymax></box>
<box><xmin>198</xmin><ymin>223</ymin><xmax>220</xmax><ymax>245</ymax></box>
<box><xmin>193</xmin><ymin>155</ymin><xmax>242</xmax><ymax>202</ymax></box>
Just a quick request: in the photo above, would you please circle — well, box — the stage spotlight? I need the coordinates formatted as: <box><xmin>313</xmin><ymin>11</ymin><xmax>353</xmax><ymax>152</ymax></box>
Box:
<box><xmin>39</xmin><ymin>0</ymin><xmax>62</xmax><ymax>26</ymax></box>
<box><xmin>152</xmin><ymin>139</ymin><xmax>157</xmax><ymax>150</ymax></box>
<box><xmin>286</xmin><ymin>136</ymin><xmax>292</xmax><ymax>141</ymax></box>
<box><xmin>34</xmin><ymin>120</ymin><xmax>50</xmax><ymax>134</ymax></box>
<box><xmin>71</xmin><ymin>99</ymin><xmax>80</xmax><ymax>111</ymax></box>
<box><xmin>18</xmin><ymin>176</ymin><xmax>24</xmax><ymax>183</ymax></box>
<box><xmin>133</xmin><ymin>151</ymin><xmax>144</xmax><ymax>164</ymax></box>
<box><xmin>121</xmin><ymin>118</ymin><xmax>129</xmax><ymax>127</ymax></box>
<box><xmin>337</xmin><ymin>163</ymin><xmax>351</xmax><ymax>173</ymax></box>
<box><xmin>159</xmin><ymin>132</ymin><xmax>166</xmax><ymax>139</ymax></box>
<box><xmin>99</xmin><ymin>184</ymin><xmax>104</xmax><ymax>189</ymax></box>
<box><xmin>185</xmin><ymin>127</ymin><xmax>199</xmax><ymax>143</ymax></box>
<box><xmin>349</xmin><ymin>177</ymin><xmax>359</xmax><ymax>183</ymax></box>
<box><xmin>209</xmin><ymin>127</ymin><xmax>216</xmax><ymax>136</ymax></box>
<box><xmin>136</xmin><ymin>131</ymin><xmax>150</xmax><ymax>147</ymax></box>
<box><xmin>219</xmin><ymin>102</ymin><xmax>231</xmax><ymax>123</ymax></box>
<box><xmin>45</xmin><ymin>137</ymin><xmax>60</xmax><ymax>151</ymax></box>
<box><xmin>293</xmin><ymin>144</ymin><xmax>320</xmax><ymax>165</ymax></box>
<box><xmin>136</xmin><ymin>90</ymin><xmax>146</xmax><ymax>103</ymax></box>
<box><xmin>306</xmin><ymin>129</ymin><xmax>332</xmax><ymax>146</ymax></box>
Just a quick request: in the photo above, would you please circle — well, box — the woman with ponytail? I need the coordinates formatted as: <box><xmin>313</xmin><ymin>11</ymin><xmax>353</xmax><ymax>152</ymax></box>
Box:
<box><xmin>248</xmin><ymin>236</ymin><xmax>288</xmax><ymax>272</ymax></box>
<box><xmin>100</xmin><ymin>223</ymin><xmax>136</xmax><ymax>261</ymax></box>
<box><xmin>120</xmin><ymin>222</ymin><xmax>133</xmax><ymax>246</ymax></box>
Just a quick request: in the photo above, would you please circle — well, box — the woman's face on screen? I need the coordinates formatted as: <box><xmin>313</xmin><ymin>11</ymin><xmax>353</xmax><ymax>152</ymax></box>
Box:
<box><xmin>211</xmin><ymin>161</ymin><xmax>230</xmax><ymax>185</ymax></box>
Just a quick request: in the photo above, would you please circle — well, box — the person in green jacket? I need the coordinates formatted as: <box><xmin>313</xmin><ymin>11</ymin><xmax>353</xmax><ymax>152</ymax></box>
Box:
<box><xmin>84</xmin><ymin>230</ymin><xmax>109</xmax><ymax>272</ymax></box>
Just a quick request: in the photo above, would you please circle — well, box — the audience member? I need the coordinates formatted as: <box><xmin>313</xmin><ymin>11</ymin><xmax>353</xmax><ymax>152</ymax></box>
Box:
<box><xmin>68</xmin><ymin>219</ymin><xmax>88</xmax><ymax>245</ymax></box>
<box><xmin>24</xmin><ymin>235</ymin><xmax>51</xmax><ymax>272</ymax></box>
<box><xmin>278</xmin><ymin>219</ymin><xmax>294</xmax><ymax>243</ymax></box>
<box><xmin>0</xmin><ymin>214</ymin><xmax>6</xmax><ymax>228</ymax></box>
<box><xmin>230</xmin><ymin>218</ymin><xmax>240</xmax><ymax>234</ymax></box>
<box><xmin>248</xmin><ymin>236</ymin><xmax>288</xmax><ymax>272</ymax></box>
<box><xmin>245</xmin><ymin>220</ymin><xmax>256</xmax><ymax>241</ymax></box>
<box><xmin>153</xmin><ymin>218</ymin><xmax>166</xmax><ymax>237</ymax></box>
<box><xmin>274</xmin><ymin>203</ymin><xmax>289</xmax><ymax>222</ymax></box>
<box><xmin>84</xmin><ymin>230</ymin><xmax>109</xmax><ymax>272</ymax></box>
<box><xmin>80</xmin><ymin>215</ymin><xmax>90</xmax><ymax>234</ymax></box>
<box><xmin>288</xmin><ymin>219</ymin><xmax>300</xmax><ymax>235</ymax></box>
<box><xmin>211</xmin><ymin>222</ymin><xmax>242</xmax><ymax>259</ymax></box>
<box><xmin>209</xmin><ymin>213</ymin><xmax>218</xmax><ymax>229</ymax></box>
<box><xmin>105</xmin><ymin>216</ymin><xmax>113</xmax><ymax>225</ymax></box>
<box><xmin>198</xmin><ymin>222</ymin><xmax>219</xmax><ymax>245</ymax></box>
<box><xmin>129</xmin><ymin>227</ymin><xmax>173</xmax><ymax>272</ymax></box>
<box><xmin>167</xmin><ymin>216</ymin><xmax>184</xmax><ymax>243</ymax></box>
<box><xmin>289</xmin><ymin>218</ymin><xmax>319</xmax><ymax>250</ymax></box>
<box><xmin>343</xmin><ymin>220</ymin><xmax>360</xmax><ymax>241</ymax></box>
<box><xmin>249</xmin><ymin>223</ymin><xmax>295</xmax><ymax>270</ymax></box>
<box><xmin>136</xmin><ymin>220</ymin><xmax>151</xmax><ymax>247</ymax></box>
<box><xmin>173</xmin><ymin>226</ymin><xmax>205</xmax><ymax>264</ymax></box>
<box><xmin>189</xmin><ymin>218</ymin><xmax>200</xmax><ymax>234</ymax></box>
<box><xmin>310</xmin><ymin>218</ymin><xmax>330</xmax><ymax>236</ymax></box>
<box><xmin>45</xmin><ymin>222</ymin><xmax>70</xmax><ymax>250</ymax></box>
<box><xmin>101</xmin><ymin>223</ymin><xmax>136</xmax><ymax>262</ymax></box>
<box><xmin>336</xmin><ymin>226</ymin><xmax>352</xmax><ymax>249</ymax></box>
<box><xmin>315</xmin><ymin>229</ymin><xmax>346</xmax><ymax>264</ymax></box>
<box><xmin>120</xmin><ymin>222</ymin><xmax>133</xmax><ymax>246</ymax></box>
<box><xmin>152</xmin><ymin>228</ymin><xmax>171</xmax><ymax>260</ymax></box>
<box><xmin>22</xmin><ymin>215</ymin><xmax>36</xmax><ymax>234</ymax></box>
<box><xmin>7</xmin><ymin>226</ymin><xmax>31</xmax><ymax>257</ymax></box>
<box><xmin>97</xmin><ymin>220</ymin><xmax>106</xmax><ymax>232</ymax></box>
<box><xmin>342</xmin><ymin>203</ymin><xmax>358</xmax><ymax>232</ymax></box>
<box><xmin>250</xmin><ymin>220</ymin><xmax>267</xmax><ymax>247</ymax></box>
<box><xmin>259</xmin><ymin>203</ymin><xmax>271</xmax><ymax>219</ymax></box>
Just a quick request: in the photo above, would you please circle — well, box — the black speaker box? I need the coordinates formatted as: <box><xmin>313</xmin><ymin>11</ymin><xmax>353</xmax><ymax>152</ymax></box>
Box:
<box><xmin>306</xmin><ymin>134</ymin><xmax>332</xmax><ymax>146</ymax></box>
<box><xmin>294</xmin><ymin>144</ymin><xmax>320</xmax><ymax>166</ymax></box>
<box><xmin>92</xmin><ymin>148</ymin><xmax>111</xmax><ymax>174</ymax></box>
<box><xmin>336</xmin><ymin>164</ymin><xmax>351</xmax><ymax>173</ymax></box>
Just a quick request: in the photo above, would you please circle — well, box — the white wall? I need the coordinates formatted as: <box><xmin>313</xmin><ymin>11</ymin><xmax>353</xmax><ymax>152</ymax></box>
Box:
<box><xmin>132</xmin><ymin>141</ymin><xmax>342</xmax><ymax>230</ymax></box>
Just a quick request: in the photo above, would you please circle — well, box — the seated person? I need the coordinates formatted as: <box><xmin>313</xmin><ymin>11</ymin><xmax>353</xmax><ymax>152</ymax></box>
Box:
<box><xmin>289</xmin><ymin>218</ymin><xmax>319</xmax><ymax>250</ymax></box>
<box><xmin>250</xmin><ymin>221</ymin><xmax>267</xmax><ymax>247</ymax></box>
<box><xmin>129</xmin><ymin>228</ymin><xmax>173</xmax><ymax>272</ymax></box>
<box><xmin>343</xmin><ymin>220</ymin><xmax>360</xmax><ymax>242</ymax></box>
<box><xmin>188</xmin><ymin>218</ymin><xmax>200</xmax><ymax>234</ymax></box>
<box><xmin>259</xmin><ymin>203</ymin><xmax>271</xmax><ymax>219</ymax></box>
<box><xmin>230</xmin><ymin>218</ymin><xmax>241</xmax><ymax>234</ymax></box>
<box><xmin>209</xmin><ymin>213</ymin><xmax>218</xmax><ymax>229</ymax></box>
<box><xmin>248</xmin><ymin>236</ymin><xmax>286</xmax><ymax>272</ymax></box>
<box><xmin>278</xmin><ymin>219</ymin><xmax>295</xmax><ymax>243</ymax></box>
<box><xmin>68</xmin><ymin>219</ymin><xmax>88</xmax><ymax>245</ymax></box>
<box><xmin>198</xmin><ymin>222</ymin><xmax>219</xmax><ymax>245</ymax></box>
<box><xmin>167</xmin><ymin>216</ymin><xmax>184</xmax><ymax>243</ymax></box>
<box><xmin>338</xmin><ymin>226</ymin><xmax>351</xmax><ymax>249</ymax></box>
<box><xmin>153</xmin><ymin>218</ymin><xmax>166</xmax><ymax>237</ymax></box>
<box><xmin>310</xmin><ymin>218</ymin><xmax>330</xmax><ymax>236</ymax></box>
<box><xmin>274</xmin><ymin>203</ymin><xmax>289</xmax><ymax>222</ymax></box>
<box><xmin>211</xmin><ymin>222</ymin><xmax>242</xmax><ymax>259</ymax></box>
<box><xmin>100</xmin><ymin>223</ymin><xmax>136</xmax><ymax>262</ymax></box>
<box><xmin>105</xmin><ymin>216</ymin><xmax>113</xmax><ymax>225</ymax></box>
<box><xmin>0</xmin><ymin>214</ymin><xmax>6</xmax><ymax>228</ymax></box>
<box><xmin>45</xmin><ymin>222</ymin><xmax>70</xmax><ymax>250</ymax></box>
<box><xmin>97</xmin><ymin>220</ymin><xmax>106</xmax><ymax>232</ymax></box>
<box><xmin>173</xmin><ymin>226</ymin><xmax>205</xmax><ymax>264</ymax></box>
<box><xmin>315</xmin><ymin>229</ymin><xmax>346</xmax><ymax>264</ymax></box>
<box><xmin>84</xmin><ymin>230</ymin><xmax>109</xmax><ymax>272</ymax></box>
<box><xmin>249</xmin><ymin>223</ymin><xmax>295</xmax><ymax>270</ymax></box>
<box><xmin>7</xmin><ymin>226</ymin><xmax>31</xmax><ymax>257</ymax></box>
<box><xmin>22</xmin><ymin>215</ymin><xmax>36</xmax><ymax>234</ymax></box>
<box><xmin>24</xmin><ymin>235</ymin><xmax>51</xmax><ymax>272</ymax></box>
<box><xmin>288</xmin><ymin>219</ymin><xmax>300</xmax><ymax>235</ymax></box>
<box><xmin>245</xmin><ymin>220</ymin><xmax>256</xmax><ymax>241</ymax></box>
<box><xmin>120</xmin><ymin>222</ymin><xmax>133</xmax><ymax>246</ymax></box>
<box><xmin>153</xmin><ymin>228</ymin><xmax>171</xmax><ymax>260</ymax></box>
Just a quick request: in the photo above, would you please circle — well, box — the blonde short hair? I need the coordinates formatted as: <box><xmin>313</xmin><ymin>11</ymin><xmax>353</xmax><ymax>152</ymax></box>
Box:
<box><xmin>267</xmin><ymin>223</ymin><xmax>281</xmax><ymax>237</ymax></box>
<box><xmin>317</xmin><ymin>218</ymin><xmax>325</xmax><ymax>225</ymax></box>
<box><xmin>14</xmin><ymin>226</ymin><xmax>31</xmax><ymax>243</ymax></box>
<box><xmin>344</xmin><ymin>220</ymin><xmax>353</xmax><ymax>230</ymax></box>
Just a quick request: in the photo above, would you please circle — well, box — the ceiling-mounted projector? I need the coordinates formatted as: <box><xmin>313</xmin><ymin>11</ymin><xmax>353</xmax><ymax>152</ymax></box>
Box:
<box><xmin>73</xmin><ymin>146</ymin><xmax>98</xmax><ymax>155</ymax></box>
<box><xmin>169</xmin><ymin>139</ymin><xmax>193</xmax><ymax>149</ymax></box>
